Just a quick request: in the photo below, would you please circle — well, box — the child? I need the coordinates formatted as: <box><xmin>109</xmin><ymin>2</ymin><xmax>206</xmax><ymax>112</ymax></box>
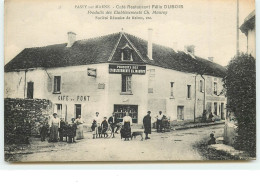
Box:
<box><xmin>67</xmin><ymin>118</ymin><xmax>77</xmax><ymax>143</ymax></box>
<box><xmin>208</xmin><ymin>133</ymin><xmax>216</xmax><ymax>145</ymax></box>
<box><xmin>40</xmin><ymin>118</ymin><xmax>49</xmax><ymax>142</ymax></box>
<box><xmin>91</xmin><ymin>120</ymin><xmax>97</xmax><ymax>139</ymax></box>
<box><xmin>101</xmin><ymin>117</ymin><xmax>109</xmax><ymax>138</ymax></box>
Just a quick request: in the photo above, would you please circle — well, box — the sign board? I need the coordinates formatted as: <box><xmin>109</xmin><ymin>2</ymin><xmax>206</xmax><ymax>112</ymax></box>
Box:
<box><xmin>87</xmin><ymin>68</ymin><xmax>97</xmax><ymax>77</ymax></box>
<box><xmin>109</xmin><ymin>64</ymin><xmax>146</xmax><ymax>75</ymax></box>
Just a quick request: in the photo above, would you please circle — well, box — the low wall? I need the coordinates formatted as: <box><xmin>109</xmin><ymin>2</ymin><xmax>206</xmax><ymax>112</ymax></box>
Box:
<box><xmin>4</xmin><ymin>98</ymin><xmax>52</xmax><ymax>144</ymax></box>
<box><xmin>223</xmin><ymin>121</ymin><xmax>238</xmax><ymax>146</ymax></box>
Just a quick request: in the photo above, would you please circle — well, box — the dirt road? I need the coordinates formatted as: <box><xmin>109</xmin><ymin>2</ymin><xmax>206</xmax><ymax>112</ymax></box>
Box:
<box><xmin>8</xmin><ymin>124</ymin><xmax>224</xmax><ymax>162</ymax></box>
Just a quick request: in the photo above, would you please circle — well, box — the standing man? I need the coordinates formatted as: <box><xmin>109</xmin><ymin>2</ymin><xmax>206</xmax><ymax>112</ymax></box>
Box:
<box><xmin>156</xmin><ymin>111</ymin><xmax>163</xmax><ymax>132</ymax></box>
<box><xmin>108</xmin><ymin>113</ymin><xmax>117</xmax><ymax>138</ymax></box>
<box><xmin>93</xmin><ymin>112</ymin><xmax>102</xmax><ymax>139</ymax></box>
<box><xmin>143</xmin><ymin>111</ymin><xmax>152</xmax><ymax>140</ymax></box>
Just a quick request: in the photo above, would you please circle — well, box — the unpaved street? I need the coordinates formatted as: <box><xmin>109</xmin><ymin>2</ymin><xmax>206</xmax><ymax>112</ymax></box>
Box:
<box><xmin>10</xmin><ymin>124</ymin><xmax>224</xmax><ymax>162</ymax></box>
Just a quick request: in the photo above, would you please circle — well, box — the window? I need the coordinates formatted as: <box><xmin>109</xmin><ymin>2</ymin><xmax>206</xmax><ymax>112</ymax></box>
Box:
<box><xmin>170</xmin><ymin>82</ymin><xmax>174</xmax><ymax>97</ymax></box>
<box><xmin>199</xmin><ymin>80</ymin><xmax>204</xmax><ymax>92</ymax></box>
<box><xmin>213</xmin><ymin>82</ymin><xmax>217</xmax><ymax>95</ymax></box>
<box><xmin>114</xmin><ymin>105</ymin><xmax>138</xmax><ymax>123</ymax></box>
<box><xmin>54</xmin><ymin>76</ymin><xmax>61</xmax><ymax>93</ymax></box>
<box><xmin>187</xmin><ymin>85</ymin><xmax>191</xmax><ymax>99</ymax></box>
<box><xmin>122</xmin><ymin>75</ymin><xmax>132</xmax><ymax>93</ymax></box>
<box><xmin>27</xmin><ymin>82</ymin><xmax>34</xmax><ymax>99</ymax></box>
<box><xmin>121</xmin><ymin>44</ymin><xmax>133</xmax><ymax>61</ymax></box>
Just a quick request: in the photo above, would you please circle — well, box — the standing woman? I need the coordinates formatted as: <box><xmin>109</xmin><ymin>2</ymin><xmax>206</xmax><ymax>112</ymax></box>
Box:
<box><xmin>122</xmin><ymin>112</ymin><xmax>132</xmax><ymax>141</ymax></box>
<box><xmin>75</xmin><ymin>115</ymin><xmax>84</xmax><ymax>140</ymax></box>
<box><xmin>49</xmin><ymin>113</ymin><xmax>60</xmax><ymax>142</ymax></box>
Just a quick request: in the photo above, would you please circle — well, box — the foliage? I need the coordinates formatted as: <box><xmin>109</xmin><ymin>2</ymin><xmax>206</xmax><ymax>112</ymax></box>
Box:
<box><xmin>223</xmin><ymin>53</ymin><xmax>256</xmax><ymax>156</ymax></box>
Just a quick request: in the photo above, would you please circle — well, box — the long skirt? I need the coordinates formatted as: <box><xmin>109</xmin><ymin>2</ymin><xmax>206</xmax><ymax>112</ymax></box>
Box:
<box><xmin>121</xmin><ymin>122</ymin><xmax>131</xmax><ymax>139</ymax></box>
<box><xmin>49</xmin><ymin>125</ymin><xmax>59</xmax><ymax>142</ymax></box>
<box><xmin>76</xmin><ymin>124</ymin><xmax>84</xmax><ymax>140</ymax></box>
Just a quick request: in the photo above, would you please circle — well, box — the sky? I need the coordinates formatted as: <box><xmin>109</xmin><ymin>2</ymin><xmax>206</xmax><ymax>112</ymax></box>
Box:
<box><xmin>4</xmin><ymin>0</ymin><xmax>255</xmax><ymax>66</ymax></box>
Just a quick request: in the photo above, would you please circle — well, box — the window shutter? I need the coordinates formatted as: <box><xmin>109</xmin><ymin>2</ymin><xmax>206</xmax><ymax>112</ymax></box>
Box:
<box><xmin>47</xmin><ymin>75</ymin><xmax>53</xmax><ymax>92</ymax></box>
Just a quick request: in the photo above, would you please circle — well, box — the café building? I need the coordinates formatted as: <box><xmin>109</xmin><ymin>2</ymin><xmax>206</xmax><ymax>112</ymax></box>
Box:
<box><xmin>4</xmin><ymin>30</ymin><xmax>227</xmax><ymax>124</ymax></box>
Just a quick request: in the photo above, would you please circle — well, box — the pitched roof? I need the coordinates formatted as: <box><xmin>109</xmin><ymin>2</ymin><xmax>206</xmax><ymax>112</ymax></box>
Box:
<box><xmin>5</xmin><ymin>31</ymin><xmax>226</xmax><ymax>77</ymax></box>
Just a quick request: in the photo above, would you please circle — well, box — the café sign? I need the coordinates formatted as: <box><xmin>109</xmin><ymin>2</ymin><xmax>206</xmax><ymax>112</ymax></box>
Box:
<box><xmin>58</xmin><ymin>95</ymin><xmax>90</xmax><ymax>101</ymax></box>
<box><xmin>109</xmin><ymin>64</ymin><xmax>146</xmax><ymax>75</ymax></box>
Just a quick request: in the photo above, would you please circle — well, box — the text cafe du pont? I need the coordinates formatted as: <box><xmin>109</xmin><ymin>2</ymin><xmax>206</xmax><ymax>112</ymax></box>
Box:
<box><xmin>58</xmin><ymin>95</ymin><xmax>90</xmax><ymax>101</ymax></box>
<box><xmin>109</xmin><ymin>64</ymin><xmax>146</xmax><ymax>74</ymax></box>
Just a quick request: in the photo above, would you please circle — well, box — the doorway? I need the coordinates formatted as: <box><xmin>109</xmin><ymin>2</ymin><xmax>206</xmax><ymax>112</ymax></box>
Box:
<box><xmin>27</xmin><ymin>82</ymin><xmax>34</xmax><ymax>99</ymax></box>
<box><xmin>221</xmin><ymin>103</ymin><xmax>225</xmax><ymax>120</ymax></box>
<box><xmin>75</xmin><ymin>104</ymin><xmax>81</xmax><ymax>119</ymax></box>
<box><xmin>177</xmin><ymin>106</ymin><xmax>184</xmax><ymax>120</ymax></box>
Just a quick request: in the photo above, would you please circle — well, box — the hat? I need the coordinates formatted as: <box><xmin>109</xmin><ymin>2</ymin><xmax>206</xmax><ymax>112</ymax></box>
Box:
<box><xmin>147</xmin><ymin>111</ymin><xmax>151</xmax><ymax>114</ymax></box>
<box><xmin>53</xmin><ymin>113</ymin><xmax>57</xmax><ymax>116</ymax></box>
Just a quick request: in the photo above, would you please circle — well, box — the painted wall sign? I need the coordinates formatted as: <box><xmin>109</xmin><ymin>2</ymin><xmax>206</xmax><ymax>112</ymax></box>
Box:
<box><xmin>58</xmin><ymin>95</ymin><xmax>90</xmax><ymax>101</ymax></box>
<box><xmin>98</xmin><ymin>83</ymin><xmax>105</xmax><ymax>89</ymax></box>
<box><xmin>109</xmin><ymin>64</ymin><xmax>146</xmax><ymax>75</ymax></box>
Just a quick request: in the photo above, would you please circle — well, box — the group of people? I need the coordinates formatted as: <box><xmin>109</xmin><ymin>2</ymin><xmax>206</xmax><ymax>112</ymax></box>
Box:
<box><xmin>39</xmin><ymin>113</ymin><xmax>85</xmax><ymax>143</ymax></box>
<box><xmin>39</xmin><ymin>110</ymin><xmax>168</xmax><ymax>143</ymax></box>
<box><xmin>90</xmin><ymin>111</ymin><xmax>153</xmax><ymax>141</ymax></box>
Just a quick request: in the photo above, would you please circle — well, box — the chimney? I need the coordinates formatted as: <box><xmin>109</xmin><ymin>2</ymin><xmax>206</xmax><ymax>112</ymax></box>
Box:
<box><xmin>147</xmin><ymin>28</ymin><xmax>153</xmax><ymax>60</ymax></box>
<box><xmin>184</xmin><ymin>45</ymin><xmax>195</xmax><ymax>55</ymax></box>
<box><xmin>67</xmin><ymin>31</ymin><xmax>76</xmax><ymax>47</ymax></box>
<box><xmin>172</xmin><ymin>42</ymin><xmax>178</xmax><ymax>51</ymax></box>
<box><xmin>208</xmin><ymin>57</ymin><xmax>214</xmax><ymax>62</ymax></box>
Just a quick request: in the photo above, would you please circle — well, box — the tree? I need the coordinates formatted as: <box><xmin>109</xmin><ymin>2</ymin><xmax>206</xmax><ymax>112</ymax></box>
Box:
<box><xmin>223</xmin><ymin>53</ymin><xmax>256</xmax><ymax>157</ymax></box>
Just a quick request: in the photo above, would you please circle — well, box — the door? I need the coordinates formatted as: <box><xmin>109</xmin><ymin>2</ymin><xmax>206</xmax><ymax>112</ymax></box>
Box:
<box><xmin>221</xmin><ymin>103</ymin><xmax>225</xmax><ymax>120</ymax></box>
<box><xmin>27</xmin><ymin>82</ymin><xmax>34</xmax><ymax>99</ymax></box>
<box><xmin>177</xmin><ymin>106</ymin><xmax>184</xmax><ymax>120</ymax></box>
<box><xmin>214</xmin><ymin>102</ymin><xmax>218</xmax><ymax>115</ymax></box>
<box><xmin>75</xmin><ymin>104</ymin><xmax>81</xmax><ymax>119</ymax></box>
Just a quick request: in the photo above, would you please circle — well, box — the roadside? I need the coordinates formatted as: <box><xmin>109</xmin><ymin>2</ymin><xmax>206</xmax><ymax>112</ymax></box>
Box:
<box><xmin>194</xmin><ymin>136</ymin><xmax>253</xmax><ymax>160</ymax></box>
<box><xmin>5</xmin><ymin>124</ymin><xmax>225</xmax><ymax>162</ymax></box>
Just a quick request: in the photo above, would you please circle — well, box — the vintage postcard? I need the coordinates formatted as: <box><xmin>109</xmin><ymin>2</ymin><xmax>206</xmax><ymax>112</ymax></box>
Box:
<box><xmin>4</xmin><ymin>0</ymin><xmax>256</xmax><ymax>162</ymax></box>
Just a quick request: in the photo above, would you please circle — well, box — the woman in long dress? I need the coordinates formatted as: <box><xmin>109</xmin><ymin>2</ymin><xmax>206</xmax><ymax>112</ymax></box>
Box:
<box><xmin>121</xmin><ymin>112</ymin><xmax>132</xmax><ymax>141</ymax></box>
<box><xmin>49</xmin><ymin>113</ymin><xmax>60</xmax><ymax>142</ymax></box>
<box><xmin>75</xmin><ymin>115</ymin><xmax>84</xmax><ymax>140</ymax></box>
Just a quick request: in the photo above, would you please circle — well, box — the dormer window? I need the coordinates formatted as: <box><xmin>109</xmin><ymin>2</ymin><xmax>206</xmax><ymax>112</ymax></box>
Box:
<box><xmin>121</xmin><ymin>43</ymin><xmax>133</xmax><ymax>61</ymax></box>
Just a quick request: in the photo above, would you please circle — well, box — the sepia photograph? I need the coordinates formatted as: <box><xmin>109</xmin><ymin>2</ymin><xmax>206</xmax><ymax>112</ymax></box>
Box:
<box><xmin>4</xmin><ymin>0</ymin><xmax>256</xmax><ymax>162</ymax></box>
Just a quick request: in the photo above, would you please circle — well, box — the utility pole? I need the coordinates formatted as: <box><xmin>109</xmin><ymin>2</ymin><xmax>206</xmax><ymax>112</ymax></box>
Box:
<box><xmin>236</xmin><ymin>0</ymin><xmax>239</xmax><ymax>55</ymax></box>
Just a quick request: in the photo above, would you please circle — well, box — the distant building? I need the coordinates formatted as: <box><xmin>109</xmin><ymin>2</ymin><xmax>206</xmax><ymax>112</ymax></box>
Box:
<box><xmin>4</xmin><ymin>30</ymin><xmax>226</xmax><ymax>124</ymax></box>
<box><xmin>240</xmin><ymin>10</ymin><xmax>256</xmax><ymax>58</ymax></box>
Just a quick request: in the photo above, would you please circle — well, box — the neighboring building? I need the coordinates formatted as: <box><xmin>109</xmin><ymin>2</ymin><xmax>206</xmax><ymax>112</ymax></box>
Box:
<box><xmin>4</xmin><ymin>30</ymin><xmax>226</xmax><ymax>124</ymax></box>
<box><xmin>240</xmin><ymin>10</ymin><xmax>256</xmax><ymax>58</ymax></box>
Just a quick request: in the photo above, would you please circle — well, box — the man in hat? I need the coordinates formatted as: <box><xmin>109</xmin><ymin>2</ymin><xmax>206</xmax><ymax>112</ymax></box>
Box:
<box><xmin>143</xmin><ymin>111</ymin><xmax>152</xmax><ymax>140</ymax></box>
<box><xmin>108</xmin><ymin>112</ymin><xmax>117</xmax><ymax>138</ymax></box>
